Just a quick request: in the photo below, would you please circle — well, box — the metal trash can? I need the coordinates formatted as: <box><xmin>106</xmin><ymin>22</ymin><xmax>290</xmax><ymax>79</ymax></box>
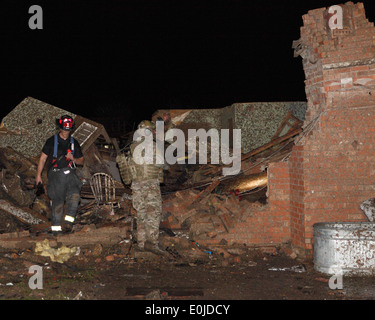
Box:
<box><xmin>313</xmin><ymin>222</ymin><xmax>375</xmax><ymax>275</ymax></box>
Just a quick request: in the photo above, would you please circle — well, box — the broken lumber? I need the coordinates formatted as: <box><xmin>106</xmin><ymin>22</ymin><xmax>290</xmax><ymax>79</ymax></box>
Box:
<box><xmin>272</xmin><ymin>111</ymin><xmax>303</xmax><ymax>140</ymax></box>
<box><xmin>0</xmin><ymin>147</ymin><xmax>37</xmax><ymax>175</ymax></box>
<box><xmin>186</xmin><ymin>178</ymin><xmax>220</xmax><ymax>210</ymax></box>
<box><xmin>217</xmin><ymin>211</ymin><xmax>234</xmax><ymax>232</ymax></box>
<box><xmin>241</xmin><ymin>127</ymin><xmax>302</xmax><ymax>161</ymax></box>
<box><xmin>195</xmin><ymin>127</ymin><xmax>301</xmax><ymax>179</ymax></box>
<box><xmin>0</xmin><ymin>223</ymin><xmax>131</xmax><ymax>249</ymax></box>
<box><xmin>0</xmin><ymin>199</ymin><xmax>47</xmax><ymax>225</ymax></box>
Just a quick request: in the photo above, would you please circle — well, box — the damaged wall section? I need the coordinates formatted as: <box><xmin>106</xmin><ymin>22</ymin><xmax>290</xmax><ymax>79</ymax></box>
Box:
<box><xmin>162</xmin><ymin>160</ymin><xmax>292</xmax><ymax>249</ymax></box>
<box><xmin>153</xmin><ymin>93</ymin><xmax>306</xmax><ymax>252</ymax></box>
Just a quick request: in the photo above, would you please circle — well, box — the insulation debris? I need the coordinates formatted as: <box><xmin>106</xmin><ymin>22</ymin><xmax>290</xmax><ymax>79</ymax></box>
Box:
<box><xmin>34</xmin><ymin>238</ymin><xmax>79</xmax><ymax>263</ymax></box>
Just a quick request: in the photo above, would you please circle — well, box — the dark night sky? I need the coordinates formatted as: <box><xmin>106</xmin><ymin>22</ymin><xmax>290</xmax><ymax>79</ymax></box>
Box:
<box><xmin>1</xmin><ymin>0</ymin><xmax>375</xmax><ymax>126</ymax></box>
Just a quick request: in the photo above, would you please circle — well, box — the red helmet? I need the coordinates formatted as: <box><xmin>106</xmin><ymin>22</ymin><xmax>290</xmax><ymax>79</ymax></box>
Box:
<box><xmin>56</xmin><ymin>115</ymin><xmax>75</xmax><ymax>131</ymax></box>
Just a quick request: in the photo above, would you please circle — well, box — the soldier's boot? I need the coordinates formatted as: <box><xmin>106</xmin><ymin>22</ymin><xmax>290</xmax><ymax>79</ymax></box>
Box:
<box><xmin>144</xmin><ymin>240</ymin><xmax>168</xmax><ymax>256</ymax></box>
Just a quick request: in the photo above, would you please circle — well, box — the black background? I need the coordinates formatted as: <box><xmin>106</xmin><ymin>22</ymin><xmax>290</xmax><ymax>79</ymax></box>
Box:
<box><xmin>1</xmin><ymin>0</ymin><xmax>375</xmax><ymax>128</ymax></box>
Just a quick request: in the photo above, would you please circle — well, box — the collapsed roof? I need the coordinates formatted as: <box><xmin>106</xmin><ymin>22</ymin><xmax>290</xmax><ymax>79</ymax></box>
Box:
<box><xmin>0</xmin><ymin>97</ymin><xmax>116</xmax><ymax>159</ymax></box>
<box><xmin>153</xmin><ymin>101</ymin><xmax>307</xmax><ymax>153</ymax></box>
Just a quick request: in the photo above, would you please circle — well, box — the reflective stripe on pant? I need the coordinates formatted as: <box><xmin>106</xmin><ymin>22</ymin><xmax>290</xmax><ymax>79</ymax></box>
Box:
<box><xmin>64</xmin><ymin>193</ymin><xmax>80</xmax><ymax>223</ymax></box>
<box><xmin>51</xmin><ymin>225</ymin><xmax>62</xmax><ymax>232</ymax></box>
<box><xmin>64</xmin><ymin>215</ymin><xmax>75</xmax><ymax>223</ymax></box>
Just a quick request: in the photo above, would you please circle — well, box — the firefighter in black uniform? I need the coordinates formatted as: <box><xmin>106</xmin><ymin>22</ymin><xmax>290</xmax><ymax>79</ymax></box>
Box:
<box><xmin>36</xmin><ymin>115</ymin><xmax>84</xmax><ymax>235</ymax></box>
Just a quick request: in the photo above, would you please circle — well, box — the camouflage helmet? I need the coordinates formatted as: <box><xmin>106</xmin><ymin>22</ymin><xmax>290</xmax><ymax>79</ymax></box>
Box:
<box><xmin>138</xmin><ymin>120</ymin><xmax>156</xmax><ymax>131</ymax></box>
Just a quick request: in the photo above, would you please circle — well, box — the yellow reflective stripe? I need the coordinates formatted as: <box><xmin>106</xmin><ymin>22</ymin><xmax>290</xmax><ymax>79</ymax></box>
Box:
<box><xmin>51</xmin><ymin>226</ymin><xmax>62</xmax><ymax>231</ymax></box>
<box><xmin>64</xmin><ymin>215</ymin><xmax>75</xmax><ymax>223</ymax></box>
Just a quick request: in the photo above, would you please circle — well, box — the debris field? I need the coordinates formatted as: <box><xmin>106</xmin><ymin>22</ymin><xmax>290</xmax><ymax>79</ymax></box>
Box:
<box><xmin>2</xmin><ymin>1</ymin><xmax>375</xmax><ymax>300</ymax></box>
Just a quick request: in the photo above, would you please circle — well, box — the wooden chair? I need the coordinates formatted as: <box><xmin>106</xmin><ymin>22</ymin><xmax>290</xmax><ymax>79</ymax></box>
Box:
<box><xmin>90</xmin><ymin>172</ymin><xmax>120</xmax><ymax>212</ymax></box>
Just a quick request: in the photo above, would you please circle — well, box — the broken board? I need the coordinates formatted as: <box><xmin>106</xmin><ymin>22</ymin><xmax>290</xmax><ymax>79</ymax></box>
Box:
<box><xmin>0</xmin><ymin>199</ymin><xmax>47</xmax><ymax>225</ymax></box>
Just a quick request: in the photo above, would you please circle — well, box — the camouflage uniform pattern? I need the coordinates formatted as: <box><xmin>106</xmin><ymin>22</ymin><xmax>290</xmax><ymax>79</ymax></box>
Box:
<box><xmin>117</xmin><ymin>124</ymin><xmax>164</xmax><ymax>250</ymax></box>
<box><xmin>131</xmin><ymin>178</ymin><xmax>162</xmax><ymax>248</ymax></box>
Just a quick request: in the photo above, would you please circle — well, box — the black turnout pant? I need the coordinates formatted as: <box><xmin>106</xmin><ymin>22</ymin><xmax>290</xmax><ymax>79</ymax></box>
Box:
<box><xmin>47</xmin><ymin>167</ymin><xmax>82</xmax><ymax>228</ymax></box>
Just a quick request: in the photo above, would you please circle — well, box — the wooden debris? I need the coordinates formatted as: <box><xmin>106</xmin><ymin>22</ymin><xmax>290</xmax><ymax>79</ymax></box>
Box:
<box><xmin>187</xmin><ymin>125</ymin><xmax>301</xmax><ymax>183</ymax></box>
<box><xmin>0</xmin><ymin>199</ymin><xmax>47</xmax><ymax>225</ymax></box>
<box><xmin>241</xmin><ymin>127</ymin><xmax>302</xmax><ymax>162</ymax></box>
<box><xmin>186</xmin><ymin>178</ymin><xmax>220</xmax><ymax>210</ymax></box>
<box><xmin>163</xmin><ymin>185</ymin><xmax>265</xmax><ymax>241</ymax></box>
<box><xmin>272</xmin><ymin>110</ymin><xmax>303</xmax><ymax>140</ymax></box>
<box><xmin>0</xmin><ymin>170</ymin><xmax>33</xmax><ymax>207</ymax></box>
<box><xmin>0</xmin><ymin>147</ymin><xmax>37</xmax><ymax>176</ymax></box>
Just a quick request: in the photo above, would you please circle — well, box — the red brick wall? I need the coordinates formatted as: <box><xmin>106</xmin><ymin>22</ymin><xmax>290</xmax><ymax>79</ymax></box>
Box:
<box><xmin>289</xmin><ymin>2</ymin><xmax>375</xmax><ymax>256</ymax></box>
<box><xmin>266</xmin><ymin>162</ymin><xmax>291</xmax><ymax>244</ymax></box>
<box><xmin>288</xmin><ymin>145</ymin><xmax>306</xmax><ymax>249</ymax></box>
<box><xmin>202</xmin><ymin>162</ymin><xmax>292</xmax><ymax>247</ymax></box>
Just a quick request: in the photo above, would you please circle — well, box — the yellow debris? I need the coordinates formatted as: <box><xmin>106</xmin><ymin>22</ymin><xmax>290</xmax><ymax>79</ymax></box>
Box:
<box><xmin>34</xmin><ymin>239</ymin><xmax>78</xmax><ymax>264</ymax></box>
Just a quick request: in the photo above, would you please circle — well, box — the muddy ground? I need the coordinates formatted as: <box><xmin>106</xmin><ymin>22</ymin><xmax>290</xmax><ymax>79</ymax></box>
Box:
<box><xmin>0</xmin><ymin>236</ymin><xmax>374</xmax><ymax>303</ymax></box>
<box><xmin>0</xmin><ymin>207</ymin><xmax>374</xmax><ymax>308</ymax></box>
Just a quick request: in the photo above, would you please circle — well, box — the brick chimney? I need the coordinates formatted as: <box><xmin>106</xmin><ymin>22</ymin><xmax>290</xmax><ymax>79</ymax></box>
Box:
<box><xmin>290</xmin><ymin>2</ymin><xmax>375</xmax><ymax>255</ymax></box>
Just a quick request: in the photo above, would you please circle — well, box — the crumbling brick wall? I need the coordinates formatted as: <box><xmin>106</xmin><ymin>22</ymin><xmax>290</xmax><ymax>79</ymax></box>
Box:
<box><xmin>217</xmin><ymin>161</ymin><xmax>291</xmax><ymax>247</ymax></box>
<box><xmin>288</xmin><ymin>2</ymin><xmax>375</xmax><ymax>255</ymax></box>
<box><xmin>162</xmin><ymin>161</ymin><xmax>292</xmax><ymax>249</ymax></box>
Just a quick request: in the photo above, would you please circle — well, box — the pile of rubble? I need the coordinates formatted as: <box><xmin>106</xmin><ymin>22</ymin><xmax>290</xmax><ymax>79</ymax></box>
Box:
<box><xmin>0</xmin><ymin>139</ymin><xmax>290</xmax><ymax>265</ymax></box>
<box><xmin>0</xmin><ymin>97</ymin><xmax>307</xmax><ymax>265</ymax></box>
<box><xmin>0</xmin><ymin>146</ymin><xmax>50</xmax><ymax>230</ymax></box>
<box><xmin>162</xmin><ymin>187</ymin><xmax>265</xmax><ymax>242</ymax></box>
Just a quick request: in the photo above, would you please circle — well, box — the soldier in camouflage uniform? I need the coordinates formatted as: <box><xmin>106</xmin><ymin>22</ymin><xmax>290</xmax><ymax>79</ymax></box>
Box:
<box><xmin>116</xmin><ymin>120</ymin><xmax>166</xmax><ymax>255</ymax></box>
